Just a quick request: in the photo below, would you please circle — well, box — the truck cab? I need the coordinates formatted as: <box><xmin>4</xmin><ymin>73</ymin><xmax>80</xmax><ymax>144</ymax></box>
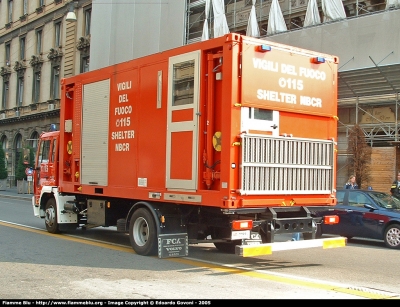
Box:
<box><xmin>33</xmin><ymin>131</ymin><xmax>59</xmax><ymax>210</ymax></box>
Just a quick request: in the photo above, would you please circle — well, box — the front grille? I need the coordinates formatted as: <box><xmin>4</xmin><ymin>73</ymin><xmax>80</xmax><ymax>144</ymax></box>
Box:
<box><xmin>239</xmin><ymin>134</ymin><xmax>335</xmax><ymax>195</ymax></box>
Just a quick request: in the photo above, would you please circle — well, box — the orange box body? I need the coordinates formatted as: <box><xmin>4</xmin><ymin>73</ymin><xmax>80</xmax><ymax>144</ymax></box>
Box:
<box><xmin>48</xmin><ymin>34</ymin><xmax>339</xmax><ymax>210</ymax></box>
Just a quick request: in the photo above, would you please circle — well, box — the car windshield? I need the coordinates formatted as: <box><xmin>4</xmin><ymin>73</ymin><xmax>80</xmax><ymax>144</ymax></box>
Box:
<box><xmin>369</xmin><ymin>192</ymin><xmax>400</xmax><ymax>209</ymax></box>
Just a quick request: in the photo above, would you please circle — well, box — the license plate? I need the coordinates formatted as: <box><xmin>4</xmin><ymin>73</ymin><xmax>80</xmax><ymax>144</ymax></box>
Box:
<box><xmin>231</xmin><ymin>230</ymin><xmax>250</xmax><ymax>240</ymax></box>
<box><xmin>242</xmin><ymin>239</ymin><xmax>262</xmax><ymax>246</ymax></box>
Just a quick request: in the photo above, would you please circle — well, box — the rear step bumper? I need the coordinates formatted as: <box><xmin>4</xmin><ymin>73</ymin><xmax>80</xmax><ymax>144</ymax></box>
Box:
<box><xmin>235</xmin><ymin>236</ymin><xmax>347</xmax><ymax>257</ymax></box>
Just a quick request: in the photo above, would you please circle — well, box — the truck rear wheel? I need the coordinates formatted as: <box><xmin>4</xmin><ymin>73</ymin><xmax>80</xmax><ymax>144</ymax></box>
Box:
<box><xmin>129</xmin><ymin>208</ymin><xmax>158</xmax><ymax>256</ymax></box>
<box><xmin>45</xmin><ymin>198</ymin><xmax>60</xmax><ymax>234</ymax></box>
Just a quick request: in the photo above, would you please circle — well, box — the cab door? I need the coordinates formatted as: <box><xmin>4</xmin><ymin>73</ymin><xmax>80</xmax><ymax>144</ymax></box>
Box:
<box><xmin>34</xmin><ymin>132</ymin><xmax>59</xmax><ymax>196</ymax></box>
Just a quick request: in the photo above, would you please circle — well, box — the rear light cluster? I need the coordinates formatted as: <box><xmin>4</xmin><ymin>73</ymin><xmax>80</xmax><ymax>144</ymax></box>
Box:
<box><xmin>232</xmin><ymin>220</ymin><xmax>253</xmax><ymax>230</ymax></box>
<box><xmin>231</xmin><ymin>216</ymin><xmax>338</xmax><ymax>231</ymax></box>
<box><xmin>324</xmin><ymin>215</ymin><xmax>339</xmax><ymax>225</ymax></box>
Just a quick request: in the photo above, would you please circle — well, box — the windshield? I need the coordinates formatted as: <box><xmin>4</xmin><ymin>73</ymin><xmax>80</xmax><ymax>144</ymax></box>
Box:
<box><xmin>369</xmin><ymin>192</ymin><xmax>400</xmax><ymax>209</ymax></box>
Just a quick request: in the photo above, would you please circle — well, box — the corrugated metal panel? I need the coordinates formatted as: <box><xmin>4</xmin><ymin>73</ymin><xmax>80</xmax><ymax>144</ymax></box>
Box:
<box><xmin>338</xmin><ymin>93</ymin><xmax>398</xmax><ymax>107</ymax></box>
<box><xmin>189</xmin><ymin>0</ymin><xmax>206</xmax><ymax>8</ymax></box>
<box><xmin>338</xmin><ymin>64</ymin><xmax>400</xmax><ymax>100</ymax></box>
<box><xmin>81</xmin><ymin>79</ymin><xmax>110</xmax><ymax>186</ymax></box>
<box><xmin>239</xmin><ymin>134</ymin><xmax>334</xmax><ymax>195</ymax></box>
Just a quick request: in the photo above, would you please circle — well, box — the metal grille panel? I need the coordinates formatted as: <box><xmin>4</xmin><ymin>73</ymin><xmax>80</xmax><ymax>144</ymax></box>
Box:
<box><xmin>240</xmin><ymin>134</ymin><xmax>334</xmax><ymax>195</ymax></box>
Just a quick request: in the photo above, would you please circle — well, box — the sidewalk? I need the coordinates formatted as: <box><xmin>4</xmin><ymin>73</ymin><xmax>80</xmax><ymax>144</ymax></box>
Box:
<box><xmin>0</xmin><ymin>186</ymin><xmax>32</xmax><ymax>201</ymax></box>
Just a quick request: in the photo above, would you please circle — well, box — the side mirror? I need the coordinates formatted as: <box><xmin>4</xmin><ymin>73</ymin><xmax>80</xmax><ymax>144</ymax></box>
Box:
<box><xmin>364</xmin><ymin>204</ymin><xmax>375</xmax><ymax>211</ymax></box>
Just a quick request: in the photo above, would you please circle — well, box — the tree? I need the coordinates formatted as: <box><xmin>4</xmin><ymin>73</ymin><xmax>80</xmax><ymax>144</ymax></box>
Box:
<box><xmin>28</xmin><ymin>146</ymin><xmax>35</xmax><ymax>168</ymax></box>
<box><xmin>15</xmin><ymin>147</ymin><xmax>35</xmax><ymax>181</ymax></box>
<box><xmin>347</xmin><ymin>124</ymin><xmax>371</xmax><ymax>188</ymax></box>
<box><xmin>0</xmin><ymin>145</ymin><xmax>7</xmax><ymax>180</ymax></box>
<box><xmin>15</xmin><ymin>152</ymin><xmax>26</xmax><ymax>181</ymax></box>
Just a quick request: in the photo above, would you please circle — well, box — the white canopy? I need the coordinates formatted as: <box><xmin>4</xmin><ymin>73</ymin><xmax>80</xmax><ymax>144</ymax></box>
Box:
<box><xmin>386</xmin><ymin>0</ymin><xmax>400</xmax><ymax>9</ymax></box>
<box><xmin>321</xmin><ymin>0</ymin><xmax>346</xmax><ymax>22</ymax></box>
<box><xmin>201</xmin><ymin>0</ymin><xmax>211</xmax><ymax>41</ymax></box>
<box><xmin>267</xmin><ymin>0</ymin><xmax>287</xmax><ymax>35</ymax></box>
<box><xmin>304</xmin><ymin>0</ymin><xmax>321</xmax><ymax>27</ymax></box>
<box><xmin>212</xmin><ymin>0</ymin><xmax>230</xmax><ymax>38</ymax></box>
<box><xmin>246</xmin><ymin>0</ymin><xmax>260</xmax><ymax>37</ymax></box>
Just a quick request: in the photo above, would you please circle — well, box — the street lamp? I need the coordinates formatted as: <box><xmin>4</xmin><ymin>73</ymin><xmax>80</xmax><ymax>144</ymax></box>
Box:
<box><xmin>66</xmin><ymin>2</ymin><xmax>77</xmax><ymax>22</ymax></box>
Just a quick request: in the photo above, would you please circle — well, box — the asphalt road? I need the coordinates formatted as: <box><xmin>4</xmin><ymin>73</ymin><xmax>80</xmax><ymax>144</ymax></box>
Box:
<box><xmin>1</xmin><ymin>192</ymin><xmax>399</xmax><ymax>300</ymax></box>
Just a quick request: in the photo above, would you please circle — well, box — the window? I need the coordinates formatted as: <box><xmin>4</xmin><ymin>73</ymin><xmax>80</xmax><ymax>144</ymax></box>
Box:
<box><xmin>54</xmin><ymin>21</ymin><xmax>61</xmax><ymax>47</ymax></box>
<box><xmin>16</xmin><ymin>77</ymin><xmax>24</xmax><ymax>106</ymax></box>
<box><xmin>29</xmin><ymin>131</ymin><xmax>39</xmax><ymax>150</ymax></box>
<box><xmin>19</xmin><ymin>36</ymin><xmax>26</xmax><ymax>60</ymax></box>
<box><xmin>84</xmin><ymin>8</ymin><xmax>91</xmax><ymax>36</ymax></box>
<box><xmin>51</xmin><ymin>66</ymin><xmax>60</xmax><ymax>99</ymax></box>
<box><xmin>15</xmin><ymin>134</ymin><xmax>22</xmax><ymax>149</ymax></box>
<box><xmin>348</xmin><ymin>192</ymin><xmax>369</xmax><ymax>208</ymax></box>
<box><xmin>8</xmin><ymin>0</ymin><xmax>13</xmax><ymax>23</ymax></box>
<box><xmin>81</xmin><ymin>55</ymin><xmax>90</xmax><ymax>73</ymax></box>
<box><xmin>1</xmin><ymin>136</ymin><xmax>7</xmax><ymax>171</ymax></box>
<box><xmin>252</xmin><ymin>108</ymin><xmax>273</xmax><ymax>121</ymax></box>
<box><xmin>36</xmin><ymin>29</ymin><xmax>42</xmax><ymax>54</ymax></box>
<box><xmin>33</xmin><ymin>71</ymin><xmax>41</xmax><ymax>103</ymax></box>
<box><xmin>23</xmin><ymin>0</ymin><xmax>28</xmax><ymax>15</ymax></box>
<box><xmin>52</xmin><ymin>139</ymin><xmax>57</xmax><ymax>163</ymax></box>
<box><xmin>38</xmin><ymin>139</ymin><xmax>50</xmax><ymax>164</ymax></box>
<box><xmin>29</xmin><ymin>132</ymin><xmax>39</xmax><ymax>164</ymax></box>
<box><xmin>336</xmin><ymin>191</ymin><xmax>345</xmax><ymax>205</ymax></box>
<box><xmin>15</xmin><ymin>134</ymin><xmax>22</xmax><ymax>178</ymax></box>
<box><xmin>5</xmin><ymin>43</ymin><xmax>10</xmax><ymax>66</ymax></box>
<box><xmin>172</xmin><ymin>60</ymin><xmax>195</xmax><ymax>106</ymax></box>
<box><xmin>241</xmin><ymin>107</ymin><xmax>279</xmax><ymax>136</ymax></box>
<box><xmin>2</xmin><ymin>82</ymin><xmax>9</xmax><ymax>109</ymax></box>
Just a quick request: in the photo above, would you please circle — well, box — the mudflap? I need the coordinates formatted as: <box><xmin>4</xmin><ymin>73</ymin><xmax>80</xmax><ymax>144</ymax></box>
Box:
<box><xmin>158</xmin><ymin>233</ymin><xmax>189</xmax><ymax>258</ymax></box>
<box><xmin>242</xmin><ymin>232</ymin><xmax>263</xmax><ymax>246</ymax></box>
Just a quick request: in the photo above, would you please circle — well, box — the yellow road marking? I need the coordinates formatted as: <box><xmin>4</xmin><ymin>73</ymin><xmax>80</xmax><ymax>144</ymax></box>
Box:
<box><xmin>1</xmin><ymin>220</ymin><xmax>398</xmax><ymax>300</ymax></box>
<box><xmin>0</xmin><ymin>221</ymin><xmax>132</xmax><ymax>253</ymax></box>
<box><xmin>169</xmin><ymin>257</ymin><xmax>398</xmax><ymax>299</ymax></box>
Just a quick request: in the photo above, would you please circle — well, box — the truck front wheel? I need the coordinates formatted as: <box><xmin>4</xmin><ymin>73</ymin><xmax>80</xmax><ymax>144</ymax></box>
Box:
<box><xmin>45</xmin><ymin>198</ymin><xmax>60</xmax><ymax>234</ymax></box>
<box><xmin>129</xmin><ymin>208</ymin><xmax>158</xmax><ymax>256</ymax></box>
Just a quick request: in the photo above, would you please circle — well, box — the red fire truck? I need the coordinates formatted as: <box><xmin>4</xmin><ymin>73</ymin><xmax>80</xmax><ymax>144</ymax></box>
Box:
<box><xmin>32</xmin><ymin>34</ymin><xmax>345</xmax><ymax>258</ymax></box>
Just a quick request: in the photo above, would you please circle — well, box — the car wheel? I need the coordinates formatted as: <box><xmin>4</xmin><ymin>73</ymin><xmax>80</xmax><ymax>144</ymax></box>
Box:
<box><xmin>384</xmin><ymin>224</ymin><xmax>400</xmax><ymax>249</ymax></box>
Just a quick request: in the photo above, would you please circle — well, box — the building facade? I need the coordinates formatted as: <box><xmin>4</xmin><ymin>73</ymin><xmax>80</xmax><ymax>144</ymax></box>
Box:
<box><xmin>1</xmin><ymin>0</ymin><xmax>398</xmax><ymax>191</ymax></box>
<box><xmin>0</xmin><ymin>0</ymin><xmax>91</xmax><ymax>187</ymax></box>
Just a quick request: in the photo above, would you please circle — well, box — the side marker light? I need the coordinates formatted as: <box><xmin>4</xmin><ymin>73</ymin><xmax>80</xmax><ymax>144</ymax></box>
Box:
<box><xmin>311</xmin><ymin>57</ymin><xmax>325</xmax><ymax>64</ymax></box>
<box><xmin>257</xmin><ymin>45</ymin><xmax>272</xmax><ymax>53</ymax></box>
